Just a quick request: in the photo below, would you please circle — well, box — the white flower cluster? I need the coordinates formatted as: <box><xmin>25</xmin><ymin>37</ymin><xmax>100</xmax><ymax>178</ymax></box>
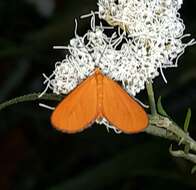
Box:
<box><xmin>42</xmin><ymin>20</ymin><xmax>158</xmax><ymax>96</ymax></box>
<box><xmin>42</xmin><ymin>0</ymin><xmax>195</xmax><ymax>97</ymax></box>
<box><xmin>98</xmin><ymin>0</ymin><xmax>195</xmax><ymax>69</ymax></box>
<box><xmin>98</xmin><ymin>0</ymin><xmax>184</xmax><ymax>37</ymax></box>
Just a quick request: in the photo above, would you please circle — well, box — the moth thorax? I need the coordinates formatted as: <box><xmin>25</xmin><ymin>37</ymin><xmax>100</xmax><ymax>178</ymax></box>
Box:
<box><xmin>96</xmin><ymin>72</ymin><xmax>103</xmax><ymax>117</ymax></box>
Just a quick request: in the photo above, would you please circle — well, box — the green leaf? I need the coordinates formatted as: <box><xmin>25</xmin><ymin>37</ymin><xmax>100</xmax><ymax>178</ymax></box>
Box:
<box><xmin>183</xmin><ymin>108</ymin><xmax>191</xmax><ymax>133</ymax></box>
<box><xmin>157</xmin><ymin>96</ymin><xmax>168</xmax><ymax>117</ymax></box>
<box><xmin>191</xmin><ymin>166</ymin><xmax>196</xmax><ymax>174</ymax></box>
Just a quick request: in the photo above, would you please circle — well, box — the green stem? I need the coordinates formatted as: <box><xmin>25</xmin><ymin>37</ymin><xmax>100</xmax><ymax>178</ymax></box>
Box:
<box><xmin>0</xmin><ymin>93</ymin><xmax>63</xmax><ymax>111</ymax></box>
<box><xmin>1</xmin><ymin>92</ymin><xmax>196</xmax><ymax>165</ymax></box>
<box><xmin>146</xmin><ymin>82</ymin><xmax>157</xmax><ymax>115</ymax></box>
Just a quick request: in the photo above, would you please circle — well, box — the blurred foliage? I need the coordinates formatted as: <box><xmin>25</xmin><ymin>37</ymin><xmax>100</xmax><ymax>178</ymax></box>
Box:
<box><xmin>0</xmin><ymin>0</ymin><xmax>196</xmax><ymax>190</ymax></box>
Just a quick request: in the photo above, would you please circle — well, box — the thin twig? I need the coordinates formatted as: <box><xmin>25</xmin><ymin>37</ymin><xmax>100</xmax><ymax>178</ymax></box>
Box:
<box><xmin>145</xmin><ymin>115</ymin><xmax>196</xmax><ymax>154</ymax></box>
<box><xmin>0</xmin><ymin>93</ymin><xmax>196</xmax><ymax>164</ymax></box>
<box><xmin>0</xmin><ymin>93</ymin><xmax>63</xmax><ymax>111</ymax></box>
<box><xmin>170</xmin><ymin>145</ymin><xmax>196</xmax><ymax>164</ymax></box>
<box><xmin>145</xmin><ymin>81</ymin><xmax>196</xmax><ymax>164</ymax></box>
<box><xmin>146</xmin><ymin>82</ymin><xmax>157</xmax><ymax>115</ymax></box>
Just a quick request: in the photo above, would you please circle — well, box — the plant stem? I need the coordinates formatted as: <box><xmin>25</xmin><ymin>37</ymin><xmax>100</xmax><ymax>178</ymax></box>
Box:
<box><xmin>1</xmin><ymin>92</ymin><xmax>196</xmax><ymax>164</ymax></box>
<box><xmin>145</xmin><ymin>114</ymin><xmax>196</xmax><ymax>164</ymax></box>
<box><xmin>0</xmin><ymin>93</ymin><xmax>63</xmax><ymax>111</ymax></box>
<box><xmin>146</xmin><ymin>82</ymin><xmax>157</xmax><ymax>115</ymax></box>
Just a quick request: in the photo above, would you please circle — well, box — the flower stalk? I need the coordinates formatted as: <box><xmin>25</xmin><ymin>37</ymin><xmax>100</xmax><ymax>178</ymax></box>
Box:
<box><xmin>146</xmin><ymin>82</ymin><xmax>157</xmax><ymax>116</ymax></box>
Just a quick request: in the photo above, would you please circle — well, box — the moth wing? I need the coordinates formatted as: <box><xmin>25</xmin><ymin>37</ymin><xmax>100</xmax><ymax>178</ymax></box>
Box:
<box><xmin>51</xmin><ymin>74</ymin><xmax>98</xmax><ymax>133</ymax></box>
<box><xmin>102</xmin><ymin>76</ymin><xmax>148</xmax><ymax>133</ymax></box>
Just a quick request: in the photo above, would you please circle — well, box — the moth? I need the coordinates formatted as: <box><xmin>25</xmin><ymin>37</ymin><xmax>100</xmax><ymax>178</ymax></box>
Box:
<box><xmin>51</xmin><ymin>68</ymin><xmax>148</xmax><ymax>133</ymax></box>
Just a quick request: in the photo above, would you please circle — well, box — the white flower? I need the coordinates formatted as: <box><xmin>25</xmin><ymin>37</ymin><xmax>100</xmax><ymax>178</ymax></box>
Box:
<box><xmin>98</xmin><ymin>0</ymin><xmax>195</xmax><ymax>82</ymax></box>
<box><xmin>41</xmin><ymin>0</ymin><xmax>195</xmax><ymax>97</ymax></box>
<box><xmin>98</xmin><ymin>0</ymin><xmax>184</xmax><ymax>37</ymax></box>
<box><xmin>42</xmin><ymin>22</ymin><xmax>155</xmax><ymax>96</ymax></box>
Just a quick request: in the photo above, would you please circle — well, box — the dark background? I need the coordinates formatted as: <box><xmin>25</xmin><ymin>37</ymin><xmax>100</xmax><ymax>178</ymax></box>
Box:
<box><xmin>0</xmin><ymin>0</ymin><xmax>196</xmax><ymax>189</ymax></box>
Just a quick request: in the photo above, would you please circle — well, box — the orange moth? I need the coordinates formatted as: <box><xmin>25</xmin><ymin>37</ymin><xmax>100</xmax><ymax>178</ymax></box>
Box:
<box><xmin>51</xmin><ymin>68</ymin><xmax>148</xmax><ymax>133</ymax></box>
